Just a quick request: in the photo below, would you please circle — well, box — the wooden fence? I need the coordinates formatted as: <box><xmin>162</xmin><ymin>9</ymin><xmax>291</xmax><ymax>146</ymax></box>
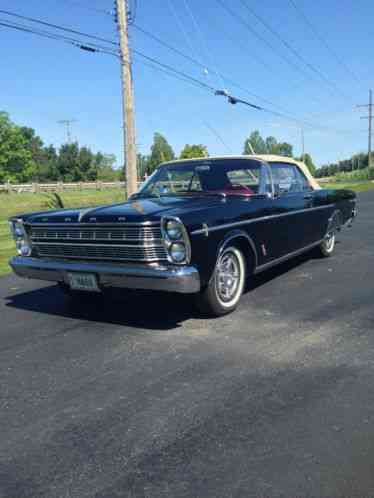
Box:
<box><xmin>0</xmin><ymin>181</ymin><xmax>138</xmax><ymax>193</ymax></box>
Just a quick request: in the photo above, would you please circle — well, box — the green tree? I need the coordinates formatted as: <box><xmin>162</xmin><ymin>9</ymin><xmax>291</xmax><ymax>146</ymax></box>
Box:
<box><xmin>35</xmin><ymin>145</ymin><xmax>58</xmax><ymax>181</ymax></box>
<box><xmin>56</xmin><ymin>142</ymin><xmax>80</xmax><ymax>181</ymax></box>
<box><xmin>180</xmin><ymin>144</ymin><xmax>209</xmax><ymax>159</ymax></box>
<box><xmin>96</xmin><ymin>154</ymin><xmax>119</xmax><ymax>181</ymax></box>
<box><xmin>265</xmin><ymin>136</ymin><xmax>277</xmax><ymax>153</ymax></box>
<box><xmin>243</xmin><ymin>130</ymin><xmax>266</xmax><ymax>154</ymax></box>
<box><xmin>299</xmin><ymin>153</ymin><xmax>316</xmax><ymax>175</ymax></box>
<box><xmin>148</xmin><ymin>133</ymin><xmax>175</xmax><ymax>173</ymax></box>
<box><xmin>275</xmin><ymin>142</ymin><xmax>293</xmax><ymax>157</ymax></box>
<box><xmin>243</xmin><ymin>130</ymin><xmax>293</xmax><ymax>157</ymax></box>
<box><xmin>0</xmin><ymin>112</ymin><xmax>35</xmax><ymax>182</ymax></box>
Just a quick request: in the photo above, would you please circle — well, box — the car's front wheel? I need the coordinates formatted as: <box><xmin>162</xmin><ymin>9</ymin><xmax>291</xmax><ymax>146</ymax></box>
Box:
<box><xmin>318</xmin><ymin>231</ymin><xmax>336</xmax><ymax>257</ymax></box>
<box><xmin>196</xmin><ymin>246</ymin><xmax>246</xmax><ymax>316</ymax></box>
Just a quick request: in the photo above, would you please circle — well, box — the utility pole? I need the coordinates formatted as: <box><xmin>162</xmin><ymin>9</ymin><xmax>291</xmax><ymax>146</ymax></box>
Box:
<box><xmin>58</xmin><ymin>119</ymin><xmax>77</xmax><ymax>143</ymax></box>
<box><xmin>115</xmin><ymin>0</ymin><xmax>138</xmax><ymax>197</ymax></box>
<box><xmin>358</xmin><ymin>89</ymin><xmax>373</xmax><ymax>168</ymax></box>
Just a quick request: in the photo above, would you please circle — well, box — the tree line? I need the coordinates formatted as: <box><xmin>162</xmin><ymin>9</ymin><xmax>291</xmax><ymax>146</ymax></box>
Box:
<box><xmin>0</xmin><ymin>112</ymin><xmax>118</xmax><ymax>183</ymax></box>
<box><xmin>138</xmin><ymin>130</ymin><xmax>316</xmax><ymax>177</ymax></box>
<box><xmin>1</xmin><ymin>111</ymin><xmax>317</xmax><ymax>184</ymax></box>
<box><xmin>315</xmin><ymin>152</ymin><xmax>372</xmax><ymax>178</ymax></box>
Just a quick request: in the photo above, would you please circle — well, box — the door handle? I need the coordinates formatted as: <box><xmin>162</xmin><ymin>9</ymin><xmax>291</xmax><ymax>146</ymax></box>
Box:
<box><xmin>303</xmin><ymin>194</ymin><xmax>313</xmax><ymax>200</ymax></box>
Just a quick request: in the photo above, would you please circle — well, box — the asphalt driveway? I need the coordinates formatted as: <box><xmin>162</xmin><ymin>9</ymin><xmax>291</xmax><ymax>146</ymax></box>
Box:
<box><xmin>0</xmin><ymin>191</ymin><xmax>373</xmax><ymax>498</ymax></box>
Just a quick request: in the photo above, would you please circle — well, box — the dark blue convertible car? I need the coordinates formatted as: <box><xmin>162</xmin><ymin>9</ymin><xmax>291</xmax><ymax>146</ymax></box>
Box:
<box><xmin>9</xmin><ymin>155</ymin><xmax>357</xmax><ymax>316</ymax></box>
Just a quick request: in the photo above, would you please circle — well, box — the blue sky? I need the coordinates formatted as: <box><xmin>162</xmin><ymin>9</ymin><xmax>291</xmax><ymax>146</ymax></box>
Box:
<box><xmin>0</xmin><ymin>0</ymin><xmax>373</xmax><ymax>167</ymax></box>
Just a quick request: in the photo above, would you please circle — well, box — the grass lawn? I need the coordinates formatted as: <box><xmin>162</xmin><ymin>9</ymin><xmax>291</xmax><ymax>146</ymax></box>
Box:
<box><xmin>320</xmin><ymin>181</ymin><xmax>374</xmax><ymax>192</ymax></box>
<box><xmin>0</xmin><ymin>190</ymin><xmax>126</xmax><ymax>277</ymax></box>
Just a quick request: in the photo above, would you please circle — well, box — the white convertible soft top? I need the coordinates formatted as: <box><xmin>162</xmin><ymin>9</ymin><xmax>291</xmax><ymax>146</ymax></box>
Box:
<box><xmin>161</xmin><ymin>154</ymin><xmax>321</xmax><ymax>190</ymax></box>
<box><xmin>250</xmin><ymin>154</ymin><xmax>321</xmax><ymax>190</ymax></box>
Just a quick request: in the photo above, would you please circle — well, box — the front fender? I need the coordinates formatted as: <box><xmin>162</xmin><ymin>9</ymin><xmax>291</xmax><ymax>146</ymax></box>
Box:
<box><xmin>190</xmin><ymin>228</ymin><xmax>258</xmax><ymax>286</ymax></box>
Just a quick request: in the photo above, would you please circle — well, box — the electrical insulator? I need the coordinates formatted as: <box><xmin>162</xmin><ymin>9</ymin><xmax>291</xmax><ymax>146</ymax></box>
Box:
<box><xmin>113</xmin><ymin>1</ymin><xmax>118</xmax><ymax>23</ymax></box>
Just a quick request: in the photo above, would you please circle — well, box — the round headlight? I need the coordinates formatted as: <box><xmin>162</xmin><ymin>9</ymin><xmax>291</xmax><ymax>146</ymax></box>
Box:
<box><xmin>16</xmin><ymin>240</ymin><xmax>32</xmax><ymax>257</ymax></box>
<box><xmin>10</xmin><ymin>221</ymin><xmax>25</xmax><ymax>239</ymax></box>
<box><xmin>170</xmin><ymin>242</ymin><xmax>186</xmax><ymax>263</ymax></box>
<box><xmin>14</xmin><ymin>226</ymin><xmax>25</xmax><ymax>239</ymax></box>
<box><xmin>166</xmin><ymin>220</ymin><xmax>183</xmax><ymax>240</ymax></box>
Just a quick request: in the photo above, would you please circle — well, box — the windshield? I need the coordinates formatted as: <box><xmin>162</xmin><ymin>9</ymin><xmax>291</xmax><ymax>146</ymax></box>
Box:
<box><xmin>136</xmin><ymin>159</ymin><xmax>268</xmax><ymax>198</ymax></box>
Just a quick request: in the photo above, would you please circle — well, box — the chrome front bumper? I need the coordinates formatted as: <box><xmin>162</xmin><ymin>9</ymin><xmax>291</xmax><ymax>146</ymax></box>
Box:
<box><xmin>9</xmin><ymin>257</ymin><xmax>201</xmax><ymax>294</ymax></box>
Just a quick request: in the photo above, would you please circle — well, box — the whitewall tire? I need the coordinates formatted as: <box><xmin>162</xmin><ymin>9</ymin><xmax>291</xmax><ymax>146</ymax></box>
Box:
<box><xmin>196</xmin><ymin>246</ymin><xmax>246</xmax><ymax>316</ymax></box>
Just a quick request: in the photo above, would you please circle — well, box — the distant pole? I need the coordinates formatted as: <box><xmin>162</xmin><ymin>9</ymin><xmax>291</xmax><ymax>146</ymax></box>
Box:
<box><xmin>116</xmin><ymin>0</ymin><xmax>138</xmax><ymax>197</ymax></box>
<box><xmin>358</xmin><ymin>89</ymin><xmax>373</xmax><ymax>168</ymax></box>
<box><xmin>58</xmin><ymin>119</ymin><xmax>76</xmax><ymax>143</ymax></box>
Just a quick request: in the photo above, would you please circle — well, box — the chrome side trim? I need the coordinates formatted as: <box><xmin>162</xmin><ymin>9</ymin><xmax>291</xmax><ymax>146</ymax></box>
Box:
<box><xmin>254</xmin><ymin>240</ymin><xmax>323</xmax><ymax>274</ymax></box>
<box><xmin>10</xmin><ymin>257</ymin><xmax>201</xmax><ymax>294</ymax></box>
<box><xmin>191</xmin><ymin>204</ymin><xmax>335</xmax><ymax>235</ymax></box>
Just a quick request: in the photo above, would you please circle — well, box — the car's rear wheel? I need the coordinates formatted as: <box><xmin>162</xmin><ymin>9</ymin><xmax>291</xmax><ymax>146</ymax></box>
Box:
<box><xmin>318</xmin><ymin>231</ymin><xmax>336</xmax><ymax>257</ymax></box>
<box><xmin>196</xmin><ymin>246</ymin><xmax>246</xmax><ymax>316</ymax></box>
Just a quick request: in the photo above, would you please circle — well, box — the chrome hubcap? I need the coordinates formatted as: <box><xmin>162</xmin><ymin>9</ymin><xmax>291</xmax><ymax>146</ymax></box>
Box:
<box><xmin>216</xmin><ymin>252</ymin><xmax>241</xmax><ymax>302</ymax></box>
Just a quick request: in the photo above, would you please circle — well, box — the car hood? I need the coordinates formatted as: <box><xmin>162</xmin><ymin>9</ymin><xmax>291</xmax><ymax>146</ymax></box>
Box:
<box><xmin>23</xmin><ymin>195</ymin><xmax>223</xmax><ymax>224</ymax></box>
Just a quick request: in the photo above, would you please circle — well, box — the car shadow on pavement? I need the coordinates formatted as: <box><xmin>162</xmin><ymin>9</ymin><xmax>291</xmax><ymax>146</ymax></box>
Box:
<box><xmin>5</xmin><ymin>248</ymin><xmax>323</xmax><ymax>330</ymax></box>
<box><xmin>5</xmin><ymin>284</ymin><xmax>199</xmax><ymax>331</ymax></box>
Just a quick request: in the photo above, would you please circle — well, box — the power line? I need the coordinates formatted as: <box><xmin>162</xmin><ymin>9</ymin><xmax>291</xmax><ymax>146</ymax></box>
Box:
<box><xmin>57</xmin><ymin>0</ymin><xmax>112</xmax><ymax>16</ymax></box>
<box><xmin>1</xmin><ymin>15</ymin><xmax>363</xmax><ymax>139</ymax></box>
<box><xmin>132</xmin><ymin>24</ymin><xmax>208</xmax><ymax>71</ymax></box>
<box><xmin>288</xmin><ymin>0</ymin><xmax>361</xmax><ymax>86</ymax></box>
<box><xmin>0</xmin><ymin>20</ymin><xmax>119</xmax><ymax>57</ymax></box>
<box><xmin>182</xmin><ymin>0</ymin><xmax>227</xmax><ymax>90</ymax></box>
<box><xmin>130</xmin><ymin>23</ymin><xmax>311</xmax><ymax>117</ymax></box>
<box><xmin>132</xmin><ymin>49</ymin><xmax>216</xmax><ymax>93</ymax></box>
<box><xmin>0</xmin><ymin>8</ymin><xmax>118</xmax><ymax>46</ymax></box>
<box><xmin>239</xmin><ymin>0</ymin><xmax>349</xmax><ymax>100</ymax></box>
<box><xmin>166</xmin><ymin>0</ymin><xmax>214</xmax><ymax>86</ymax></box>
<box><xmin>203</xmin><ymin>121</ymin><xmax>233</xmax><ymax>153</ymax></box>
<box><xmin>215</xmin><ymin>0</ymin><xmax>316</xmax><ymax>85</ymax></box>
<box><xmin>130</xmin><ymin>22</ymin><xmax>357</xmax><ymax>134</ymax></box>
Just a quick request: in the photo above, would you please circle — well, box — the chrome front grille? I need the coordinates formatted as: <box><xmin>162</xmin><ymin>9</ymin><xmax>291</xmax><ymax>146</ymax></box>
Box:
<box><xmin>30</xmin><ymin>225</ymin><xmax>162</xmax><ymax>241</ymax></box>
<box><xmin>30</xmin><ymin>223</ymin><xmax>167</xmax><ymax>262</ymax></box>
<box><xmin>33</xmin><ymin>243</ymin><xmax>167</xmax><ymax>262</ymax></box>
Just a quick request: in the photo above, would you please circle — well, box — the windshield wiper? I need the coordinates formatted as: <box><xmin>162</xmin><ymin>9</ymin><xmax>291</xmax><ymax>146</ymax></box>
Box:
<box><xmin>130</xmin><ymin>191</ymin><xmax>161</xmax><ymax>200</ymax></box>
<box><xmin>175</xmin><ymin>191</ymin><xmax>227</xmax><ymax>198</ymax></box>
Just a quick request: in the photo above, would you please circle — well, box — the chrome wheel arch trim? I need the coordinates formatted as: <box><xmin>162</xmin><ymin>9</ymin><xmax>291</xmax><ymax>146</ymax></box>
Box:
<box><xmin>209</xmin><ymin>231</ymin><xmax>258</xmax><ymax>284</ymax></box>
